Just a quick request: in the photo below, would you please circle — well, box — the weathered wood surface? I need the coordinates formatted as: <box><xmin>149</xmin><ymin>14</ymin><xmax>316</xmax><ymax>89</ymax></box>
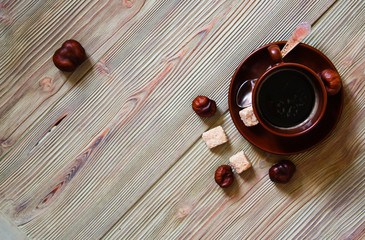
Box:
<box><xmin>0</xmin><ymin>0</ymin><xmax>145</xmax><ymax>157</ymax></box>
<box><xmin>0</xmin><ymin>212</ymin><xmax>28</xmax><ymax>240</ymax></box>
<box><xmin>0</xmin><ymin>0</ymin><xmax>364</xmax><ymax>239</ymax></box>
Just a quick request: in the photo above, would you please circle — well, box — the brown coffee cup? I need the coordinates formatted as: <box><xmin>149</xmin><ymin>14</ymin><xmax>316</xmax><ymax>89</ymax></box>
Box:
<box><xmin>252</xmin><ymin>45</ymin><xmax>327</xmax><ymax>137</ymax></box>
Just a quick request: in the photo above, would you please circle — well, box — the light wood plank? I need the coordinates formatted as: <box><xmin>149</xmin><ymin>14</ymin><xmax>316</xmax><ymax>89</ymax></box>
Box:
<box><xmin>0</xmin><ymin>0</ymin><xmax>145</xmax><ymax>157</ymax></box>
<box><xmin>103</xmin><ymin>0</ymin><xmax>365</xmax><ymax>239</ymax></box>
<box><xmin>0</xmin><ymin>0</ymin><xmax>39</xmax><ymax>38</ymax></box>
<box><xmin>0</xmin><ymin>211</ymin><xmax>28</xmax><ymax>240</ymax></box>
<box><xmin>0</xmin><ymin>0</ymin><xmax>359</xmax><ymax>239</ymax></box>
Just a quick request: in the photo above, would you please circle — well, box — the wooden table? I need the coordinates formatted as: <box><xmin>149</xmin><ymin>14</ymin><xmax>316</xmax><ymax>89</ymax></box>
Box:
<box><xmin>1</xmin><ymin>0</ymin><xmax>364</xmax><ymax>239</ymax></box>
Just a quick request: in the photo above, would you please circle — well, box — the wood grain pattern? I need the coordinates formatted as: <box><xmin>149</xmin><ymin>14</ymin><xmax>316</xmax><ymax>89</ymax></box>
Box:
<box><xmin>103</xmin><ymin>0</ymin><xmax>365</xmax><ymax>239</ymax></box>
<box><xmin>0</xmin><ymin>0</ymin><xmax>364</xmax><ymax>239</ymax></box>
<box><xmin>0</xmin><ymin>0</ymin><xmax>145</xmax><ymax>157</ymax></box>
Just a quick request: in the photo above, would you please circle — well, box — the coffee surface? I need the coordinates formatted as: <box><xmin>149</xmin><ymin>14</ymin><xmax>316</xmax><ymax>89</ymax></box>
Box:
<box><xmin>257</xmin><ymin>69</ymin><xmax>315</xmax><ymax>128</ymax></box>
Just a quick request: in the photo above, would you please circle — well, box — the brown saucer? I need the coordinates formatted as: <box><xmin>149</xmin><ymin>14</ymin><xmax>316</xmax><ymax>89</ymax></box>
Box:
<box><xmin>228</xmin><ymin>41</ymin><xmax>343</xmax><ymax>155</ymax></box>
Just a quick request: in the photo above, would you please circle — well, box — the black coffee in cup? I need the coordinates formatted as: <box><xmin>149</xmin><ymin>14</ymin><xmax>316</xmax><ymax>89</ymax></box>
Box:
<box><xmin>256</xmin><ymin>68</ymin><xmax>316</xmax><ymax>128</ymax></box>
<box><xmin>249</xmin><ymin>45</ymin><xmax>327</xmax><ymax>137</ymax></box>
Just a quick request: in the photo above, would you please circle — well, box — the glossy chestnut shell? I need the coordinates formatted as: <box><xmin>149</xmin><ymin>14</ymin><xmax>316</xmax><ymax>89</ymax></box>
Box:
<box><xmin>269</xmin><ymin>160</ymin><xmax>296</xmax><ymax>183</ymax></box>
<box><xmin>320</xmin><ymin>69</ymin><xmax>342</xmax><ymax>95</ymax></box>
<box><xmin>215</xmin><ymin>165</ymin><xmax>234</xmax><ymax>188</ymax></box>
<box><xmin>53</xmin><ymin>40</ymin><xmax>86</xmax><ymax>72</ymax></box>
<box><xmin>192</xmin><ymin>96</ymin><xmax>216</xmax><ymax>117</ymax></box>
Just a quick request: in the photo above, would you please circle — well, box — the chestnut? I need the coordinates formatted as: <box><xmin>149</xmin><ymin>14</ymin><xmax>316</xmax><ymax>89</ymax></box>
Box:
<box><xmin>215</xmin><ymin>165</ymin><xmax>234</xmax><ymax>188</ymax></box>
<box><xmin>320</xmin><ymin>69</ymin><xmax>342</xmax><ymax>96</ymax></box>
<box><xmin>269</xmin><ymin>160</ymin><xmax>296</xmax><ymax>183</ymax></box>
<box><xmin>192</xmin><ymin>96</ymin><xmax>216</xmax><ymax>117</ymax></box>
<box><xmin>53</xmin><ymin>40</ymin><xmax>86</xmax><ymax>72</ymax></box>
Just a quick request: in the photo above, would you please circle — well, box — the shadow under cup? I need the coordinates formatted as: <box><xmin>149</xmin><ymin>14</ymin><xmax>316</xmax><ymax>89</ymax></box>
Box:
<box><xmin>252</xmin><ymin>63</ymin><xmax>327</xmax><ymax>137</ymax></box>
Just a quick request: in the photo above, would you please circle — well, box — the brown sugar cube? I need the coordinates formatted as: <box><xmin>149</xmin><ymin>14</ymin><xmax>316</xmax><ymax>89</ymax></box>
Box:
<box><xmin>229</xmin><ymin>151</ymin><xmax>251</xmax><ymax>174</ymax></box>
<box><xmin>202</xmin><ymin>126</ymin><xmax>228</xmax><ymax>149</ymax></box>
<box><xmin>239</xmin><ymin>106</ymin><xmax>258</xmax><ymax>127</ymax></box>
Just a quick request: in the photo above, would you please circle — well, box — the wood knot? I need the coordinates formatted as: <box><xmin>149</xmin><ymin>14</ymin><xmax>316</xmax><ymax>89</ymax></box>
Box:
<box><xmin>0</xmin><ymin>5</ymin><xmax>12</xmax><ymax>24</ymax></box>
<box><xmin>95</xmin><ymin>60</ymin><xmax>110</xmax><ymax>75</ymax></box>
<box><xmin>123</xmin><ymin>0</ymin><xmax>135</xmax><ymax>8</ymax></box>
<box><xmin>176</xmin><ymin>202</ymin><xmax>194</xmax><ymax>219</ymax></box>
<box><xmin>39</xmin><ymin>77</ymin><xmax>54</xmax><ymax>92</ymax></box>
<box><xmin>1</xmin><ymin>138</ymin><xmax>13</xmax><ymax>148</ymax></box>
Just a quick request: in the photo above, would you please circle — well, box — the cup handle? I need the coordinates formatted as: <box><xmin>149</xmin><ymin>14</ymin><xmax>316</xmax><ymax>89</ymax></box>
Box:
<box><xmin>268</xmin><ymin>45</ymin><xmax>283</xmax><ymax>66</ymax></box>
